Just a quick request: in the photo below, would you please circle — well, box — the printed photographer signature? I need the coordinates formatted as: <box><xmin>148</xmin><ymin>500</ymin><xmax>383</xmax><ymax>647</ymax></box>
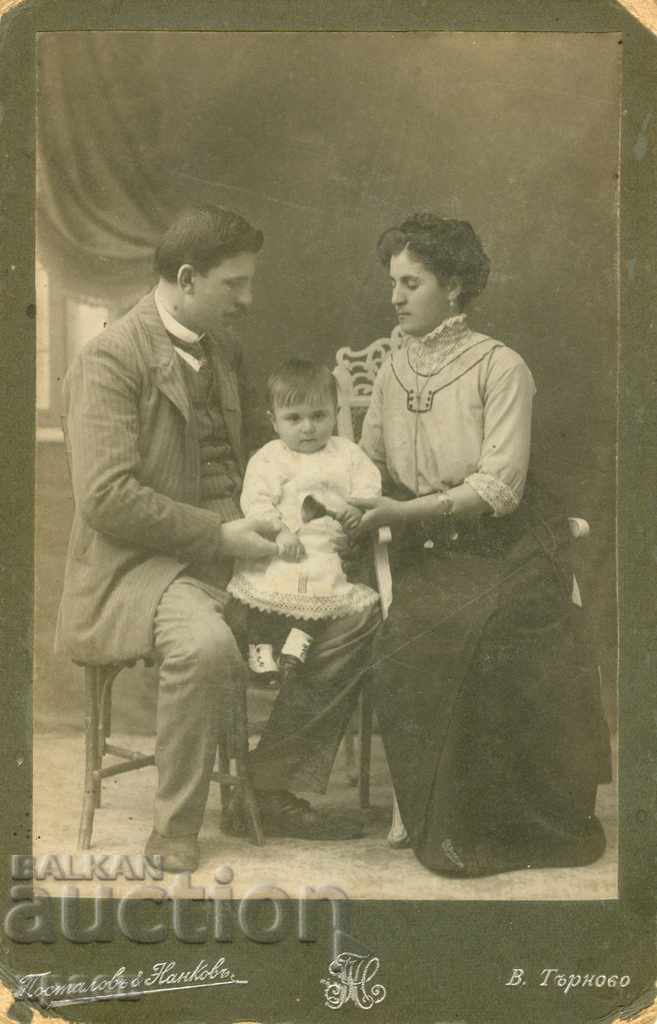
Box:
<box><xmin>13</xmin><ymin>958</ymin><xmax>247</xmax><ymax>1010</ymax></box>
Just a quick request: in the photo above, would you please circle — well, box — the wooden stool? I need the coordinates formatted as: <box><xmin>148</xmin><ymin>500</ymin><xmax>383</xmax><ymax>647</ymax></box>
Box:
<box><xmin>76</xmin><ymin>660</ymin><xmax>264</xmax><ymax>850</ymax></box>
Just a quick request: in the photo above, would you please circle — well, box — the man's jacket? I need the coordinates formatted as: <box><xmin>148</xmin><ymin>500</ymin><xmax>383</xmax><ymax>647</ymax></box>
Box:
<box><xmin>56</xmin><ymin>290</ymin><xmax>252</xmax><ymax>664</ymax></box>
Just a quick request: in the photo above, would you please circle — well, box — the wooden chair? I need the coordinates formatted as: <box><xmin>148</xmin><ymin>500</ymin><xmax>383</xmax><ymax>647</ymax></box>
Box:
<box><xmin>333</xmin><ymin>333</ymin><xmax>592</xmax><ymax>846</ymax></box>
<box><xmin>60</xmin><ymin>418</ymin><xmax>264</xmax><ymax>850</ymax></box>
<box><xmin>333</xmin><ymin>332</ymin><xmax>401</xmax><ymax>811</ymax></box>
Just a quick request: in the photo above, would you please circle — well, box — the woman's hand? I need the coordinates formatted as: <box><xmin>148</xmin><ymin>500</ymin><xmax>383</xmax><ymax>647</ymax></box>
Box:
<box><xmin>276</xmin><ymin>527</ymin><xmax>306</xmax><ymax>562</ymax></box>
<box><xmin>349</xmin><ymin>496</ymin><xmax>409</xmax><ymax>537</ymax></box>
<box><xmin>334</xmin><ymin>503</ymin><xmax>364</xmax><ymax>533</ymax></box>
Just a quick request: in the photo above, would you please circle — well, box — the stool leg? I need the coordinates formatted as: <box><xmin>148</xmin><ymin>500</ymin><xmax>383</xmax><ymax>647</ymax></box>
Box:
<box><xmin>234</xmin><ymin>680</ymin><xmax>264</xmax><ymax>846</ymax></box>
<box><xmin>101</xmin><ymin>676</ymin><xmax>113</xmax><ymax>738</ymax></box>
<box><xmin>217</xmin><ymin>729</ymin><xmax>232</xmax><ymax>810</ymax></box>
<box><xmin>78</xmin><ymin>667</ymin><xmax>101</xmax><ymax>850</ymax></box>
<box><xmin>94</xmin><ymin>675</ymin><xmax>108</xmax><ymax>809</ymax></box>
<box><xmin>96</xmin><ymin>671</ymin><xmax>116</xmax><ymax>808</ymax></box>
<box><xmin>359</xmin><ymin>680</ymin><xmax>373</xmax><ymax>810</ymax></box>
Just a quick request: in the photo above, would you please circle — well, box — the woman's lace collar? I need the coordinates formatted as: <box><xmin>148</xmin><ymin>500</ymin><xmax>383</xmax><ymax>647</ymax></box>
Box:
<box><xmin>401</xmin><ymin>314</ymin><xmax>471</xmax><ymax>376</ymax></box>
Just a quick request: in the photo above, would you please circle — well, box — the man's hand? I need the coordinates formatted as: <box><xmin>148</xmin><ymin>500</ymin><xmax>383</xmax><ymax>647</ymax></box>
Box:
<box><xmin>276</xmin><ymin>527</ymin><xmax>306</xmax><ymax>562</ymax></box>
<box><xmin>219</xmin><ymin>518</ymin><xmax>280</xmax><ymax>560</ymax></box>
<box><xmin>335</xmin><ymin>503</ymin><xmax>364</xmax><ymax>533</ymax></box>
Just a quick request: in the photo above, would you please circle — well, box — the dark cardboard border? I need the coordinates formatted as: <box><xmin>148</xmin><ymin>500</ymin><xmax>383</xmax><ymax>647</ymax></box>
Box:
<box><xmin>1</xmin><ymin>2</ymin><xmax>655</xmax><ymax>1022</ymax></box>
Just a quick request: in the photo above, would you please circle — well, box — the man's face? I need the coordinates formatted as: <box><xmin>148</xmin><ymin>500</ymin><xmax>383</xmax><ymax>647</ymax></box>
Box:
<box><xmin>181</xmin><ymin>251</ymin><xmax>257</xmax><ymax>334</ymax></box>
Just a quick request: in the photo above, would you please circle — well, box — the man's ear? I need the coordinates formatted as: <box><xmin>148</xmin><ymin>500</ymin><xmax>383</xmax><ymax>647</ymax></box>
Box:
<box><xmin>177</xmin><ymin>264</ymin><xmax>195</xmax><ymax>293</ymax></box>
<box><xmin>266</xmin><ymin>410</ymin><xmax>278</xmax><ymax>435</ymax></box>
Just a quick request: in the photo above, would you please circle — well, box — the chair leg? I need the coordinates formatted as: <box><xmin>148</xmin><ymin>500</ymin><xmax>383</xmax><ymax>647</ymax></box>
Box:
<box><xmin>219</xmin><ymin>687</ymin><xmax>237</xmax><ymax>811</ymax></box>
<box><xmin>78</xmin><ymin>667</ymin><xmax>101</xmax><ymax>850</ymax></box>
<box><xmin>241</xmin><ymin>781</ymin><xmax>265</xmax><ymax>847</ymax></box>
<box><xmin>217</xmin><ymin>741</ymin><xmax>231</xmax><ymax>810</ymax></box>
<box><xmin>343</xmin><ymin>727</ymin><xmax>358</xmax><ymax>787</ymax></box>
<box><xmin>387</xmin><ymin>791</ymin><xmax>409</xmax><ymax>847</ymax></box>
<box><xmin>359</xmin><ymin>681</ymin><xmax>373</xmax><ymax>810</ymax></box>
<box><xmin>234</xmin><ymin>679</ymin><xmax>264</xmax><ymax>846</ymax></box>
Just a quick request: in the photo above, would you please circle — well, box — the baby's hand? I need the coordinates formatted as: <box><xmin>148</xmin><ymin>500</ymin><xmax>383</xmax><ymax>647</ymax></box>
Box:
<box><xmin>335</xmin><ymin>503</ymin><xmax>364</xmax><ymax>533</ymax></box>
<box><xmin>276</xmin><ymin>527</ymin><xmax>306</xmax><ymax>562</ymax></box>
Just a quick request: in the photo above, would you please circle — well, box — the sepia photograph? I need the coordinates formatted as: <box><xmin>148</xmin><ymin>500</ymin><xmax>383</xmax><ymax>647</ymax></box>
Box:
<box><xmin>1</xmin><ymin>2</ymin><xmax>656</xmax><ymax>1021</ymax></box>
<box><xmin>34</xmin><ymin>29</ymin><xmax>620</xmax><ymax>902</ymax></box>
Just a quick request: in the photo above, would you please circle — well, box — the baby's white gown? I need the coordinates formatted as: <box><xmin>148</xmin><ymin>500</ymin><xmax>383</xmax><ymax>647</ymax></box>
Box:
<box><xmin>228</xmin><ymin>437</ymin><xmax>381</xmax><ymax>620</ymax></box>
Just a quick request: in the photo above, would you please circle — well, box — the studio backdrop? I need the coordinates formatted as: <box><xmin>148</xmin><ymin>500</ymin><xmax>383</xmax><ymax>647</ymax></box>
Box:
<box><xmin>35</xmin><ymin>31</ymin><xmax>620</xmax><ymax>724</ymax></box>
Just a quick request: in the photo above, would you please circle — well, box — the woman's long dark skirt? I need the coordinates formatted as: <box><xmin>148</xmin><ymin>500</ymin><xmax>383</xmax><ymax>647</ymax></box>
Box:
<box><xmin>374</xmin><ymin>511</ymin><xmax>612</xmax><ymax>877</ymax></box>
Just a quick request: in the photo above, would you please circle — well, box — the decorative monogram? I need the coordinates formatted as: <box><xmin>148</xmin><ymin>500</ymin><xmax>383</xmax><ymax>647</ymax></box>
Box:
<box><xmin>321</xmin><ymin>952</ymin><xmax>387</xmax><ymax>1010</ymax></box>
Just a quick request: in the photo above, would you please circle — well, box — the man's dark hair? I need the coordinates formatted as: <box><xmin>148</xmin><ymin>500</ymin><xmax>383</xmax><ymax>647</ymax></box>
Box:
<box><xmin>154</xmin><ymin>204</ymin><xmax>264</xmax><ymax>281</ymax></box>
<box><xmin>267</xmin><ymin>358</ymin><xmax>338</xmax><ymax>412</ymax></box>
<box><xmin>377</xmin><ymin>211</ymin><xmax>490</xmax><ymax>310</ymax></box>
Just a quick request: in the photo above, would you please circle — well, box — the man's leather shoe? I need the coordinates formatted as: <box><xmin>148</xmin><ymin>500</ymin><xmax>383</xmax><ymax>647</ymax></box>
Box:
<box><xmin>144</xmin><ymin>830</ymin><xmax>200</xmax><ymax>873</ymax></box>
<box><xmin>222</xmin><ymin>790</ymin><xmax>363</xmax><ymax>841</ymax></box>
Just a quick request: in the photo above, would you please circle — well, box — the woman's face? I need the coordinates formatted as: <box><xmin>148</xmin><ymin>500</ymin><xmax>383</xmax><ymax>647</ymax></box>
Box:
<box><xmin>389</xmin><ymin>247</ymin><xmax>456</xmax><ymax>338</ymax></box>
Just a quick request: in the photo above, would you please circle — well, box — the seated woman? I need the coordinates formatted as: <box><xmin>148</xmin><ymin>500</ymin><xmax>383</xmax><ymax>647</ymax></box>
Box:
<box><xmin>354</xmin><ymin>212</ymin><xmax>611</xmax><ymax>878</ymax></box>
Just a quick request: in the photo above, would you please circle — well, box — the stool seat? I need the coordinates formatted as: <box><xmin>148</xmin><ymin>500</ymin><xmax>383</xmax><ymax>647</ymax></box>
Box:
<box><xmin>77</xmin><ymin>660</ymin><xmax>264</xmax><ymax>850</ymax></box>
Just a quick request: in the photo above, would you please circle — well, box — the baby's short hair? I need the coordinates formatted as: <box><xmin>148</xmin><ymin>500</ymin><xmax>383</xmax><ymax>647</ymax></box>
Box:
<box><xmin>267</xmin><ymin>358</ymin><xmax>338</xmax><ymax>411</ymax></box>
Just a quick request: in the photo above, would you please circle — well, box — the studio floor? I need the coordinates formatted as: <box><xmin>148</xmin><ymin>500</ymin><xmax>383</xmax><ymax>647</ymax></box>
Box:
<box><xmin>33</xmin><ymin>729</ymin><xmax>618</xmax><ymax>902</ymax></box>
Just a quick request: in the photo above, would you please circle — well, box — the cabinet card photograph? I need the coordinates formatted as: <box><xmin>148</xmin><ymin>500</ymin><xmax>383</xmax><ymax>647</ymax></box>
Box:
<box><xmin>1</xmin><ymin>3</ymin><xmax>655</xmax><ymax>1023</ymax></box>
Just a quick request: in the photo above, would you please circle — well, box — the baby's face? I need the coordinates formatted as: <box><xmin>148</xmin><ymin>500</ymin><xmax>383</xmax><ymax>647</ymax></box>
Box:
<box><xmin>270</xmin><ymin>396</ymin><xmax>336</xmax><ymax>454</ymax></box>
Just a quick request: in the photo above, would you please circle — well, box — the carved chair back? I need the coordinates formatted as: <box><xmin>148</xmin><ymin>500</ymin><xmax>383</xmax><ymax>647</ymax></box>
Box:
<box><xmin>333</xmin><ymin>327</ymin><xmax>403</xmax><ymax>442</ymax></box>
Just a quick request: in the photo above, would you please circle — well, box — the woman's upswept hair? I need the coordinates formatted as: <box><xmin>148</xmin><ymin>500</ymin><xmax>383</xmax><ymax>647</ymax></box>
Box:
<box><xmin>267</xmin><ymin>358</ymin><xmax>338</xmax><ymax>411</ymax></box>
<box><xmin>377</xmin><ymin>212</ymin><xmax>490</xmax><ymax>310</ymax></box>
<box><xmin>154</xmin><ymin>204</ymin><xmax>264</xmax><ymax>281</ymax></box>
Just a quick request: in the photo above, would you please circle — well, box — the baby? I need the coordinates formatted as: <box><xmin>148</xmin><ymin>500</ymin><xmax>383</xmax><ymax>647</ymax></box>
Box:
<box><xmin>228</xmin><ymin>357</ymin><xmax>381</xmax><ymax>686</ymax></box>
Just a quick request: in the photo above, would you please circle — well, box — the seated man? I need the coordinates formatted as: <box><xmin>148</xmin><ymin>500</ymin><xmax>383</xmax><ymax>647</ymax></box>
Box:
<box><xmin>56</xmin><ymin>204</ymin><xmax>380</xmax><ymax>872</ymax></box>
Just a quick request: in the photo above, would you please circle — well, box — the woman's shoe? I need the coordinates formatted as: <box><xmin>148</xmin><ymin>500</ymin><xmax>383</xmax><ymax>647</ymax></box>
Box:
<box><xmin>418</xmin><ymin>819</ymin><xmax>607</xmax><ymax>878</ymax></box>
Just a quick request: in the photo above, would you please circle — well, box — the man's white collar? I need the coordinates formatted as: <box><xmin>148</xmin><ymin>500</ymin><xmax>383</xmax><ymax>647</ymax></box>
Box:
<box><xmin>154</xmin><ymin>286</ymin><xmax>203</xmax><ymax>344</ymax></box>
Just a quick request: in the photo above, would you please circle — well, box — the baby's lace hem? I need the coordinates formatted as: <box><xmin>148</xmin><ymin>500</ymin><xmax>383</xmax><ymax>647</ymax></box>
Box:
<box><xmin>227</xmin><ymin>576</ymin><xmax>379</xmax><ymax>620</ymax></box>
<box><xmin>465</xmin><ymin>472</ymin><xmax>520</xmax><ymax>517</ymax></box>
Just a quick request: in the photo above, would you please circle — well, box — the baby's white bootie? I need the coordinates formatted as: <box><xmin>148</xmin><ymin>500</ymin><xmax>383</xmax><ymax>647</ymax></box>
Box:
<box><xmin>248</xmin><ymin>643</ymin><xmax>279</xmax><ymax>687</ymax></box>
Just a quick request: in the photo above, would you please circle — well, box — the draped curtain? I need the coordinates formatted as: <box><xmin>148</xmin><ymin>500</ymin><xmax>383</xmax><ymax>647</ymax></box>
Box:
<box><xmin>37</xmin><ymin>33</ymin><xmax>176</xmax><ymax>298</ymax></box>
<box><xmin>36</xmin><ymin>32</ymin><xmax>621</xmax><ymax>708</ymax></box>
